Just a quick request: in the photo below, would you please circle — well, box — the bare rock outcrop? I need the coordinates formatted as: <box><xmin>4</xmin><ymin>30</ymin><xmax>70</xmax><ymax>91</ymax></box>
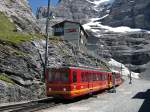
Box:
<box><xmin>0</xmin><ymin>38</ymin><xmax>107</xmax><ymax>103</ymax></box>
<box><xmin>0</xmin><ymin>0</ymin><xmax>40</xmax><ymax>32</ymax></box>
<box><xmin>36</xmin><ymin>0</ymin><xmax>114</xmax><ymax>33</ymax></box>
<box><xmin>102</xmin><ymin>0</ymin><xmax>150</xmax><ymax>30</ymax></box>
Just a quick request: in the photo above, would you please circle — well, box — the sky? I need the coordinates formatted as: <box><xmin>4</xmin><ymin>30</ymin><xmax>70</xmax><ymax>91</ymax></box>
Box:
<box><xmin>28</xmin><ymin>0</ymin><xmax>59</xmax><ymax>13</ymax></box>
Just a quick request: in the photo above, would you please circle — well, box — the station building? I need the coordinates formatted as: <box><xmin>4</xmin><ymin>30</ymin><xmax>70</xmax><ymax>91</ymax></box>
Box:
<box><xmin>52</xmin><ymin>20</ymin><xmax>88</xmax><ymax>52</ymax></box>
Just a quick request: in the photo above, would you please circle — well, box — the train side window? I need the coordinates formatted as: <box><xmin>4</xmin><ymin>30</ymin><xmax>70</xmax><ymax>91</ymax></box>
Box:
<box><xmin>87</xmin><ymin>72</ymin><xmax>90</xmax><ymax>82</ymax></box>
<box><xmin>101</xmin><ymin>75</ymin><xmax>103</xmax><ymax>80</ymax></box>
<box><xmin>97</xmin><ymin>74</ymin><xmax>99</xmax><ymax>80</ymax></box>
<box><xmin>90</xmin><ymin>73</ymin><xmax>92</xmax><ymax>81</ymax></box>
<box><xmin>72</xmin><ymin>71</ymin><xmax>77</xmax><ymax>83</ymax></box>
<box><xmin>88</xmin><ymin>73</ymin><xmax>90</xmax><ymax>81</ymax></box>
<box><xmin>93</xmin><ymin>73</ymin><xmax>95</xmax><ymax>81</ymax></box>
<box><xmin>93</xmin><ymin>73</ymin><xmax>96</xmax><ymax>81</ymax></box>
<box><xmin>104</xmin><ymin>75</ymin><xmax>106</xmax><ymax>80</ymax></box>
<box><xmin>116</xmin><ymin>74</ymin><xmax>120</xmax><ymax>78</ymax></box>
<box><xmin>99</xmin><ymin>74</ymin><xmax>102</xmax><ymax>80</ymax></box>
<box><xmin>102</xmin><ymin>74</ymin><xmax>105</xmax><ymax>80</ymax></box>
<box><xmin>84</xmin><ymin>73</ymin><xmax>87</xmax><ymax>82</ymax></box>
<box><xmin>116</xmin><ymin>74</ymin><xmax>118</xmax><ymax>78</ymax></box>
<box><xmin>89</xmin><ymin>72</ymin><xmax>91</xmax><ymax>81</ymax></box>
<box><xmin>48</xmin><ymin>71</ymin><xmax>52</xmax><ymax>81</ymax></box>
<box><xmin>103</xmin><ymin>75</ymin><xmax>106</xmax><ymax>80</ymax></box>
<box><xmin>81</xmin><ymin>72</ymin><xmax>84</xmax><ymax>82</ymax></box>
<box><xmin>98</xmin><ymin>74</ymin><xmax>100</xmax><ymax>80</ymax></box>
<box><xmin>85</xmin><ymin>73</ymin><xmax>88</xmax><ymax>82</ymax></box>
<box><xmin>96</xmin><ymin>74</ymin><xmax>99</xmax><ymax>80</ymax></box>
<box><xmin>62</xmin><ymin>72</ymin><xmax>68</xmax><ymax>82</ymax></box>
<box><xmin>105</xmin><ymin>74</ymin><xmax>107</xmax><ymax>80</ymax></box>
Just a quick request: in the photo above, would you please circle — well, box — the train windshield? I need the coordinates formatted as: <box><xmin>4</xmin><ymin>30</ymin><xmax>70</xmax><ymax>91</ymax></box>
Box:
<box><xmin>48</xmin><ymin>69</ymin><xmax>69</xmax><ymax>82</ymax></box>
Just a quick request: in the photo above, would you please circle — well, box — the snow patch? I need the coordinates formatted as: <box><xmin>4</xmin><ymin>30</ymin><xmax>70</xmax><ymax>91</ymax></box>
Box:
<box><xmin>68</xmin><ymin>106</ymin><xmax>90</xmax><ymax>111</ymax></box>
<box><xmin>83</xmin><ymin>17</ymin><xmax>150</xmax><ymax>33</ymax></box>
<box><xmin>93</xmin><ymin>0</ymin><xmax>113</xmax><ymax>5</ymax></box>
<box><xmin>86</xmin><ymin>0</ymin><xmax>114</xmax><ymax>12</ymax></box>
<box><xmin>86</xmin><ymin>0</ymin><xmax>114</xmax><ymax>6</ymax></box>
<box><xmin>108</xmin><ymin>58</ymin><xmax>139</xmax><ymax>79</ymax></box>
<box><xmin>99</xmin><ymin>25</ymin><xmax>150</xmax><ymax>33</ymax></box>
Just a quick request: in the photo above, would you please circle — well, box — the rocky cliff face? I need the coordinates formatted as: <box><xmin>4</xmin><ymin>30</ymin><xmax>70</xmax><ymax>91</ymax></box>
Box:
<box><xmin>0</xmin><ymin>40</ymin><xmax>45</xmax><ymax>102</ymax></box>
<box><xmin>102</xmin><ymin>0</ymin><xmax>150</xmax><ymax>30</ymax></box>
<box><xmin>37</xmin><ymin>0</ymin><xmax>114</xmax><ymax>22</ymax></box>
<box><xmin>36</xmin><ymin>0</ymin><xmax>114</xmax><ymax>33</ymax></box>
<box><xmin>84</xmin><ymin>18</ymin><xmax>150</xmax><ymax>75</ymax></box>
<box><xmin>0</xmin><ymin>0</ymin><xmax>44</xmax><ymax>102</ymax></box>
<box><xmin>0</xmin><ymin>0</ymin><xmax>40</xmax><ymax>32</ymax></box>
<box><xmin>0</xmin><ymin>38</ymin><xmax>107</xmax><ymax>103</ymax></box>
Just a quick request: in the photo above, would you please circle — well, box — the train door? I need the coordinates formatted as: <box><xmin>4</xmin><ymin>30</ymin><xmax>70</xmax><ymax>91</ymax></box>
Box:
<box><xmin>72</xmin><ymin>70</ymin><xmax>77</xmax><ymax>92</ymax></box>
<box><xmin>108</xmin><ymin>73</ymin><xmax>112</xmax><ymax>88</ymax></box>
<box><xmin>88</xmin><ymin>72</ymin><xmax>93</xmax><ymax>90</ymax></box>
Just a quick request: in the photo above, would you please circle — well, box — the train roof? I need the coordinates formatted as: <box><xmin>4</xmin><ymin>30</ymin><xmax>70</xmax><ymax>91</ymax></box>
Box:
<box><xmin>47</xmin><ymin>65</ymin><xmax>111</xmax><ymax>73</ymax></box>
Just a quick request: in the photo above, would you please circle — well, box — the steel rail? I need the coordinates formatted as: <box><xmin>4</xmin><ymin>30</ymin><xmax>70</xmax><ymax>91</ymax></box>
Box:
<box><xmin>0</xmin><ymin>97</ymin><xmax>59</xmax><ymax>112</ymax></box>
<box><xmin>10</xmin><ymin>102</ymin><xmax>59</xmax><ymax>112</ymax></box>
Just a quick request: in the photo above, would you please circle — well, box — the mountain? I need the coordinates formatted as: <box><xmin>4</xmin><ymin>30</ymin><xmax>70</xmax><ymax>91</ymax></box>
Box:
<box><xmin>101</xmin><ymin>0</ymin><xmax>150</xmax><ymax>30</ymax></box>
<box><xmin>36</xmin><ymin>0</ymin><xmax>150</xmax><ymax>79</ymax></box>
<box><xmin>0</xmin><ymin>0</ymin><xmax>150</xmax><ymax>104</ymax></box>
<box><xmin>53</xmin><ymin>0</ymin><xmax>114</xmax><ymax>23</ymax></box>
<box><xmin>37</xmin><ymin>0</ymin><xmax>114</xmax><ymax>22</ymax></box>
<box><xmin>36</xmin><ymin>0</ymin><xmax>115</xmax><ymax>33</ymax></box>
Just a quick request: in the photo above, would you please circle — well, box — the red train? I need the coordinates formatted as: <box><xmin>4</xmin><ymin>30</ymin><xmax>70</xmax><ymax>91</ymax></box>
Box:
<box><xmin>45</xmin><ymin>66</ymin><xmax>122</xmax><ymax>99</ymax></box>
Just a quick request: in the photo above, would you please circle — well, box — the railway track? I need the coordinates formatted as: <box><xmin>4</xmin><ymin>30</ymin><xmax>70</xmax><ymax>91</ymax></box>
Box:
<box><xmin>0</xmin><ymin>86</ymin><xmax>118</xmax><ymax>112</ymax></box>
<box><xmin>0</xmin><ymin>98</ymin><xmax>61</xmax><ymax>112</ymax></box>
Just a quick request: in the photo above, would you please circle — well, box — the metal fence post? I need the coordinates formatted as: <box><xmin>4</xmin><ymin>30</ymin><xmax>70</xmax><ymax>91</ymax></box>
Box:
<box><xmin>112</xmin><ymin>72</ymin><xmax>116</xmax><ymax>93</ymax></box>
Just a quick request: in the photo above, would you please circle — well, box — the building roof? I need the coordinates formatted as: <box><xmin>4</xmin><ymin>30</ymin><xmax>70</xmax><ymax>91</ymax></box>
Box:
<box><xmin>52</xmin><ymin>20</ymin><xmax>89</xmax><ymax>37</ymax></box>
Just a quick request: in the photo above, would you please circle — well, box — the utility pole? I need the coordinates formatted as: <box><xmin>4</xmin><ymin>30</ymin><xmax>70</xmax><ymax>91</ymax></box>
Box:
<box><xmin>129</xmin><ymin>0</ymin><xmax>135</xmax><ymax>27</ymax></box>
<box><xmin>44</xmin><ymin>0</ymin><xmax>51</xmax><ymax>81</ymax></box>
<box><xmin>100</xmin><ymin>45</ymin><xmax>104</xmax><ymax>59</ymax></box>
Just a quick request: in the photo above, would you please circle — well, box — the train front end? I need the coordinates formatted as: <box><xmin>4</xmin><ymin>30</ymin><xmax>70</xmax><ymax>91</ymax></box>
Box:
<box><xmin>45</xmin><ymin>67</ymin><xmax>72</xmax><ymax>99</ymax></box>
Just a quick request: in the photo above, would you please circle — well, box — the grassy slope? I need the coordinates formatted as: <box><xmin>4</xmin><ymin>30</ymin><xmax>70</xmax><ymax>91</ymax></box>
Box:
<box><xmin>0</xmin><ymin>73</ymin><xmax>15</xmax><ymax>84</ymax></box>
<box><xmin>0</xmin><ymin>12</ymin><xmax>37</xmax><ymax>82</ymax></box>
<box><xmin>0</xmin><ymin>12</ymin><xmax>42</xmax><ymax>43</ymax></box>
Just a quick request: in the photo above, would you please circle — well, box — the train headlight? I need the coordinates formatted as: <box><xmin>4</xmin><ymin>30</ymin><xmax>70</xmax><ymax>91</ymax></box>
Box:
<box><xmin>49</xmin><ymin>88</ymin><xmax>51</xmax><ymax>91</ymax></box>
<box><xmin>63</xmin><ymin>88</ymin><xmax>66</xmax><ymax>91</ymax></box>
<box><xmin>74</xmin><ymin>85</ymin><xmax>76</xmax><ymax>89</ymax></box>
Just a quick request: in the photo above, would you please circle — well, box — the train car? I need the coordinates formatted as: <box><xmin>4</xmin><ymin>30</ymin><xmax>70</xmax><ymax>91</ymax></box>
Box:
<box><xmin>114</xmin><ymin>72</ymin><xmax>122</xmax><ymax>86</ymax></box>
<box><xmin>45</xmin><ymin>66</ymin><xmax>122</xmax><ymax>99</ymax></box>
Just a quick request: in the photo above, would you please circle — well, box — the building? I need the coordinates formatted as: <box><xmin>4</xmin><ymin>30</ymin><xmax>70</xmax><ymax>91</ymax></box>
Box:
<box><xmin>52</xmin><ymin>20</ymin><xmax>88</xmax><ymax>52</ymax></box>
